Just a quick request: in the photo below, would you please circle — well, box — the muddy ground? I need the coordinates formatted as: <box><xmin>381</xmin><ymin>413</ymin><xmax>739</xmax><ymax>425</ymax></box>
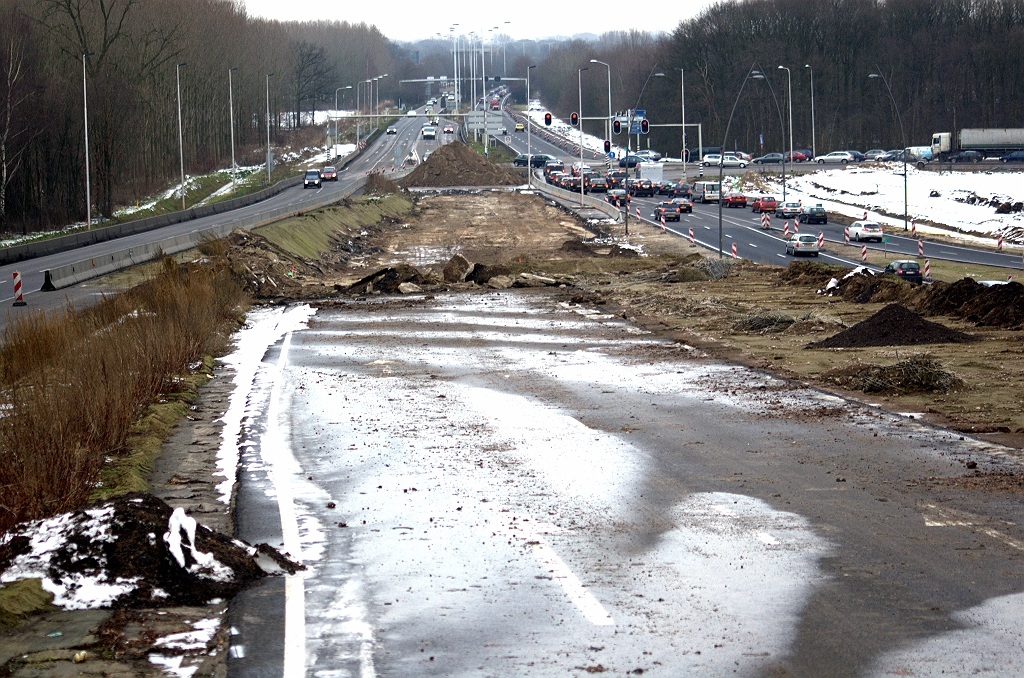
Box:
<box><xmin>234</xmin><ymin>188</ymin><xmax>1024</xmax><ymax>452</ymax></box>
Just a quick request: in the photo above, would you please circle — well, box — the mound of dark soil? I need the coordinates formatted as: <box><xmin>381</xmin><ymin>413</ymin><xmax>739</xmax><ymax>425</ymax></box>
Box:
<box><xmin>398</xmin><ymin>141</ymin><xmax>523</xmax><ymax>187</ymax></box>
<box><xmin>920</xmin><ymin>278</ymin><xmax>1024</xmax><ymax>328</ymax></box>
<box><xmin>779</xmin><ymin>261</ymin><xmax>850</xmax><ymax>287</ymax></box>
<box><xmin>0</xmin><ymin>493</ymin><xmax>269</xmax><ymax>610</ymax></box>
<box><xmin>809</xmin><ymin>304</ymin><xmax>977</xmax><ymax>349</ymax></box>
<box><xmin>838</xmin><ymin>274</ymin><xmax>921</xmax><ymax>305</ymax></box>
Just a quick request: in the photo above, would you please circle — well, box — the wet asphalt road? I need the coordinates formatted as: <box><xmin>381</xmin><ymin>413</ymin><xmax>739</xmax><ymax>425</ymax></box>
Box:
<box><xmin>227</xmin><ymin>293</ymin><xmax>1024</xmax><ymax>677</ymax></box>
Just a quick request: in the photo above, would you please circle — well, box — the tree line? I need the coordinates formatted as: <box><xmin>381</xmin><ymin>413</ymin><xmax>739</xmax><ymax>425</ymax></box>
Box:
<box><xmin>510</xmin><ymin>0</ymin><xmax>1024</xmax><ymax>161</ymax></box>
<box><xmin>0</xmin><ymin>0</ymin><xmax>404</xmax><ymax>232</ymax></box>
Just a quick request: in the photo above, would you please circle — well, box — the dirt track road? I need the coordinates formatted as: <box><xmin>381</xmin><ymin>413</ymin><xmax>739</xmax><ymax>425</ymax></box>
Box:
<box><xmin>226</xmin><ymin>293</ymin><xmax>1024</xmax><ymax>677</ymax></box>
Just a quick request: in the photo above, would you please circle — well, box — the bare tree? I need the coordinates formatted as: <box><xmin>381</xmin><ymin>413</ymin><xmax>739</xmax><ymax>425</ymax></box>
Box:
<box><xmin>0</xmin><ymin>4</ymin><xmax>37</xmax><ymax>229</ymax></box>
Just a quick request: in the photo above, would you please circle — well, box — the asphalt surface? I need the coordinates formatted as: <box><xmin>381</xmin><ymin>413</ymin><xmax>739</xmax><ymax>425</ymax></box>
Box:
<box><xmin>227</xmin><ymin>294</ymin><xmax>1024</xmax><ymax>677</ymax></box>
<box><xmin>499</xmin><ymin>110</ymin><xmax>1024</xmax><ymax>272</ymax></box>
<box><xmin>0</xmin><ymin>107</ymin><xmax>449</xmax><ymax>330</ymax></box>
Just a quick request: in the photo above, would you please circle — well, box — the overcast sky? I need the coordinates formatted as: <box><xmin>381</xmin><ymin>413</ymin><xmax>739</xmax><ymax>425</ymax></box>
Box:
<box><xmin>241</xmin><ymin>0</ymin><xmax>719</xmax><ymax>41</ymax></box>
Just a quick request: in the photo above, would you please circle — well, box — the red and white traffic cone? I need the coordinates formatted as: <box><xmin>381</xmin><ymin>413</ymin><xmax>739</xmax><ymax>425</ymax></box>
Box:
<box><xmin>731</xmin><ymin>242</ymin><xmax>738</xmax><ymax>258</ymax></box>
<box><xmin>911</xmin><ymin>221</ymin><xmax>917</xmax><ymax>237</ymax></box>
<box><xmin>761</xmin><ymin>213</ymin><xmax>770</xmax><ymax>229</ymax></box>
<box><xmin>783</xmin><ymin>222</ymin><xmax>790</xmax><ymax>237</ymax></box>
<box><xmin>863</xmin><ymin>211</ymin><xmax>868</xmax><ymax>220</ymax></box>
<box><xmin>635</xmin><ymin>207</ymin><xmax>641</xmax><ymax>219</ymax></box>
<box><xmin>660</xmin><ymin>216</ymin><xmax>666</xmax><ymax>230</ymax></box>
<box><xmin>12</xmin><ymin>271</ymin><xmax>26</xmax><ymax>307</ymax></box>
<box><xmin>924</xmin><ymin>259</ymin><xmax>931</xmax><ymax>278</ymax></box>
<box><xmin>844</xmin><ymin>227</ymin><xmax>850</xmax><ymax>244</ymax></box>
<box><xmin>918</xmin><ymin>240</ymin><xmax>924</xmax><ymax>257</ymax></box>
<box><xmin>794</xmin><ymin>221</ymin><xmax>799</xmax><ymax>234</ymax></box>
<box><xmin>817</xmin><ymin>232</ymin><xmax>824</xmax><ymax>248</ymax></box>
<box><xmin>689</xmin><ymin>227</ymin><xmax>695</xmax><ymax>245</ymax></box>
<box><xmin>998</xmin><ymin>234</ymin><xmax>1004</xmax><ymax>251</ymax></box>
<box><xmin>861</xmin><ymin>245</ymin><xmax>868</xmax><ymax>262</ymax></box>
<box><xmin>1008</xmin><ymin>275</ymin><xmax>1013</xmax><ymax>282</ymax></box>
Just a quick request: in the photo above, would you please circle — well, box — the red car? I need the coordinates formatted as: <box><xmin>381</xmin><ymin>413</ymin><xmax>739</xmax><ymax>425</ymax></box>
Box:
<box><xmin>784</xmin><ymin>151</ymin><xmax>808</xmax><ymax>163</ymax></box>
<box><xmin>321</xmin><ymin>166</ymin><xmax>338</xmax><ymax>181</ymax></box>
<box><xmin>751</xmin><ymin>196</ymin><xmax>777</xmax><ymax>213</ymax></box>
<box><xmin>722</xmin><ymin>191</ymin><xmax>747</xmax><ymax>208</ymax></box>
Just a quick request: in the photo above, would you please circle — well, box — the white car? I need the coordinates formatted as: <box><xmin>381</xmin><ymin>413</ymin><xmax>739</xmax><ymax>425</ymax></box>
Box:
<box><xmin>813</xmin><ymin>151</ymin><xmax>856</xmax><ymax>164</ymax></box>
<box><xmin>786</xmin><ymin>234</ymin><xmax>820</xmax><ymax>257</ymax></box>
<box><xmin>701</xmin><ymin>154</ymin><xmax>747</xmax><ymax>168</ymax></box>
<box><xmin>847</xmin><ymin>220</ymin><xmax>884</xmax><ymax>242</ymax></box>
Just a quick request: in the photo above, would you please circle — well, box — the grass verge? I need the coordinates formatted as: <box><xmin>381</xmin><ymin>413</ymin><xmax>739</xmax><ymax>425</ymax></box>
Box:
<box><xmin>256</xmin><ymin>193</ymin><xmax>414</xmax><ymax>260</ymax></box>
<box><xmin>0</xmin><ymin>254</ymin><xmax>248</xmax><ymax>534</ymax></box>
<box><xmin>467</xmin><ymin>139</ymin><xmax>517</xmax><ymax>164</ymax></box>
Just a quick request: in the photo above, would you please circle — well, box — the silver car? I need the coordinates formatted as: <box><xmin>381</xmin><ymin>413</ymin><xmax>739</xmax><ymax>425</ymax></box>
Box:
<box><xmin>786</xmin><ymin>234</ymin><xmax>820</xmax><ymax>257</ymax></box>
<box><xmin>701</xmin><ymin>154</ymin><xmax>748</xmax><ymax>168</ymax></box>
<box><xmin>813</xmin><ymin>151</ymin><xmax>855</xmax><ymax>164</ymax></box>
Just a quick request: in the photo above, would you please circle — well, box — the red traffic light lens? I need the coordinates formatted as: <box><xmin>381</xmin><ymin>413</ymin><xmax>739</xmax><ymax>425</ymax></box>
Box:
<box><xmin>603</xmin><ymin>141</ymin><xmax>611</xmax><ymax>153</ymax></box>
<box><xmin>544</xmin><ymin>113</ymin><xmax>552</xmax><ymax>126</ymax></box>
<box><xmin>613</xmin><ymin>120</ymin><xmax>621</xmax><ymax>134</ymax></box>
<box><xmin>570</xmin><ymin>113</ymin><xmax>578</xmax><ymax>126</ymax></box>
<box><xmin>640</xmin><ymin>120</ymin><xmax>649</xmax><ymax>134</ymax></box>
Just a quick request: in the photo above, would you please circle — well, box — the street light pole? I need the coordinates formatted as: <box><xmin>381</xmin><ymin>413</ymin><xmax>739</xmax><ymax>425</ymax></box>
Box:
<box><xmin>778</xmin><ymin>65</ymin><xmax>793</xmax><ymax>166</ymax></box>
<box><xmin>751</xmin><ymin>69</ymin><xmax>788</xmax><ymax>203</ymax></box>
<box><xmin>676</xmin><ymin>67</ymin><xmax>686</xmax><ymax>181</ymax></box>
<box><xmin>805</xmin><ymin>64</ymin><xmax>816</xmax><ymax>159</ymax></box>
<box><xmin>229</xmin><ymin>67</ymin><xmax>237</xmax><ymax>193</ymax></box>
<box><xmin>869</xmin><ymin>68</ymin><xmax>909</xmax><ymax>231</ymax></box>
<box><xmin>503</xmin><ymin>21</ymin><xmax>510</xmax><ymax>76</ymax></box>
<box><xmin>82</xmin><ymin>52</ymin><xmax>94</xmax><ymax>229</ymax></box>
<box><xmin>527</xmin><ymin>65</ymin><xmax>535</xmax><ymax>188</ymax></box>
<box><xmin>719</xmin><ymin>63</ymin><xmax>759</xmax><ymax>259</ymax></box>
<box><xmin>334</xmin><ymin>85</ymin><xmax>351</xmax><ymax>149</ymax></box>
<box><xmin>265</xmin><ymin>73</ymin><xmax>274</xmax><ymax>184</ymax></box>
<box><xmin>176</xmin><ymin>62</ymin><xmax>187</xmax><ymax>211</ymax></box>
<box><xmin>589</xmin><ymin>59</ymin><xmax>611</xmax><ymax>146</ymax></box>
<box><xmin>578</xmin><ymin>66</ymin><xmax>588</xmax><ymax>207</ymax></box>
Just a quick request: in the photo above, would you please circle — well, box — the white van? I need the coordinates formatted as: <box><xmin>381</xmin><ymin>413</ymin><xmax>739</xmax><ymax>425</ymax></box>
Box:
<box><xmin>693</xmin><ymin>181</ymin><xmax>721</xmax><ymax>203</ymax></box>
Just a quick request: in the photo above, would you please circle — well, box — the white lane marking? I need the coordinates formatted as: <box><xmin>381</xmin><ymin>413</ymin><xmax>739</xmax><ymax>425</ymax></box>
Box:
<box><xmin>264</xmin><ymin>332</ymin><xmax>306</xmax><ymax>678</ymax></box>
<box><xmin>776</xmin><ymin>253</ymin><xmax>787</xmax><ymax>258</ymax></box>
<box><xmin>922</xmin><ymin>504</ymin><xmax>1024</xmax><ymax>551</ymax></box>
<box><xmin>497</xmin><ymin>515</ymin><xmax>613</xmax><ymax>626</ymax></box>
<box><xmin>757</xmin><ymin>532</ymin><xmax>780</xmax><ymax>546</ymax></box>
<box><xmin>748</xmin><ymin>243</ymin><xmax>758</xmax><ymax>248</ymax></box>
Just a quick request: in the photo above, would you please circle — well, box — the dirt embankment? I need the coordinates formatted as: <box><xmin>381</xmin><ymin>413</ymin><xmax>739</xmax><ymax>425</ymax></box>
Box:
<box><xmin>398</xmin><ymin>141</ymin><xmax>523</xmax><ymax>187</ymax></box>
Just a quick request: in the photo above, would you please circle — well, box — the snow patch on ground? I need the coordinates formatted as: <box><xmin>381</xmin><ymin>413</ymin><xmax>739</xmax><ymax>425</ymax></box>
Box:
<box><xmin>0</xmin><ymin>506</ymin><xmax>138</xmax><ymax>609</ymax></box>
<box><xmin>756</xmin><ymin>165</ymin><xmax>1024</xmax><ymax>246</ymax></box>
<box><xmin>154</xmin><ymin>617</ymin><xmax>221</xmax><ymax>651</ymax></box>
<box><xmin>215</xmin><ymin>305</ymin><xmax>317</xmax><ymax>505</ymax></box>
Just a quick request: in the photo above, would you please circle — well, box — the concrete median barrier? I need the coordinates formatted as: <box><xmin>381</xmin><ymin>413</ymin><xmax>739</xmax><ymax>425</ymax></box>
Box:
<box><xmin>531</xmin><ymin>181</ymin><xmax>622</xmax><ymax>222</ymax></box>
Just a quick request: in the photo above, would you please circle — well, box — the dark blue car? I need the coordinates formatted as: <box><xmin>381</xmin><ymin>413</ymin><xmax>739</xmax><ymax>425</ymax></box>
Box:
<box><xmin>1000</xmin><ymin>150</ymin><xmax>1024</xmax><ymax>163</ymax></box>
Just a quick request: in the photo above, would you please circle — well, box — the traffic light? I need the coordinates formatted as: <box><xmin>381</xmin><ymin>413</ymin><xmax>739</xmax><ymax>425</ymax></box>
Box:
<box><xmin>613</xmin><ymin>119</ymin><xmax>621</xmax><ymax>134</ymax></box>
<box><xmin>570</xmin><ymin>112</ymin><xmax>579</xmax><ymax>126</ymax></box>
<box><xmin>640</xmin><ymin>119</ymin><xmax>650</xmax><ymax>134</ymax></box>
<box><xmin>492</xmin><ymin>76</ymin><xmax>501</xmax><ymax>82</ymax></box>
<box><xmin>544</xmin><ymin>113</ymin><xmax>552</xmax><ymax>126</ymax></box>
<box><xmin>603</xmin><ymin>140</ymin><xmax>611</xmax><ymax>154</ymax></box>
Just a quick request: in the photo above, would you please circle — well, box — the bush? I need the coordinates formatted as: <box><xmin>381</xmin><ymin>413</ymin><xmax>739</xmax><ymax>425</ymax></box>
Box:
<box><xmin>0</xmin><ymin>255</ymin><xmax>247</xmax><ymax>534</ymax></box>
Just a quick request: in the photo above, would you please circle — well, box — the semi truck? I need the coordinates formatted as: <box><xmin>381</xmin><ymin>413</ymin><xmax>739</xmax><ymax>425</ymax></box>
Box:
<box><xmin>931</xmin><ymin>128</ymin><xmax>1024</xmax><ymax>160</ymax></box>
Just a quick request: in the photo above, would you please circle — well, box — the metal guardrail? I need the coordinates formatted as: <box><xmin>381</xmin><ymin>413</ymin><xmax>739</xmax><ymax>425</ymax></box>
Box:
<box><xmin>530</xmin><ymin>180</ymin><xmax>622</xmax><ymax>222</ymax></box>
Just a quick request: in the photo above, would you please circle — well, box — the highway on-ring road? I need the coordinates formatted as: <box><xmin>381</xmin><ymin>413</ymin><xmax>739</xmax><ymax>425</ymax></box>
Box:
<box><xmin>498</xmin><ymin>109</ymin><xmax>1023</xmax><ymax>273</ymax></box>
<box><xmin>0</xmin><ymin>105</ymin><xmax>450</xmax><ymax>331</ymax></box>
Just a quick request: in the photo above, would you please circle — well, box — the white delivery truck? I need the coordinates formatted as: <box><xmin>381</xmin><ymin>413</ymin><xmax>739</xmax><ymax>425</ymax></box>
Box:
<box><xmin>692</xmin><ymin>181</ymin><xmax>720</xmax><ymax>203</ymax></box>
<box><xmin>637</xmin><ymin>162</ymin><xmax>664</xmax><ymax>183</ymax></box>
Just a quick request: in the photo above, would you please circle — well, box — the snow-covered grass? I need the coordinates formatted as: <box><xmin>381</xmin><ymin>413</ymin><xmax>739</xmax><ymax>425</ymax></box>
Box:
<box><xmin>747</xmin><ymin>164</ymin><xmax>1024</xmax><ymax>247</ymax></box>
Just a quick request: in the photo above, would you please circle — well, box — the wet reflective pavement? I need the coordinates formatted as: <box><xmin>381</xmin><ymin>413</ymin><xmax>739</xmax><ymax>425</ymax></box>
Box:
<box><xmin>227</xmin><ymin>293</ymin><xmax>1024</xmax><ymax>677</ymax></box>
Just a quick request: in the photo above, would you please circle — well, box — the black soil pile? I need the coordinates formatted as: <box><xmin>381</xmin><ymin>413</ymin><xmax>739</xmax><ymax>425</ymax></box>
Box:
<box><xmin>809</xmin><ymin>304</ymin><xmax>977</xmax><ymax>349</ymax></box>
<box><xmin>779</xmin><ymin>260</ymin><xmax>850</xmax><ymax>287</ymax></box>
<box><xmin>398</xmin><ymin>141</ymin><xmax>523</xmax><ymax>187</ymax></box>
<box><xmin>838</xmin><ymin>273</ymin><xmax>921</xmax><ymax>305</ymax></box>
<box><xmin>919</xmin><ymin>278</ymin><xmax>1024</xmax><ymax>328</ymax></box>
<box><xmin>0</xmin><ymin>493</ymin><xmax>270</xmax><ymax>610</ymax></box>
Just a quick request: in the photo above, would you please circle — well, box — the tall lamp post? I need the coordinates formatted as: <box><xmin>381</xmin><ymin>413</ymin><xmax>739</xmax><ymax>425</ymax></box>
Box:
<box><xmin>527</xmin><ymin>65</ymin><xmax>536</xmax><ymax>187</ymax></box>
<box><xmin>228</xmin><ymin>67</ymin><xmax>237</xmax><ymax>193</ymax></box>
<box><xmin>502</xmin><ymin>21</ymin><xmax>511</xmax><ymax>76</ymax></box>
<box><xmin>450</xmin><ymin>25</ymin><xmax>460</xmax><ymax>112</ymax></box>
<box><xmin>589</xmin><ymin>59</ymin><xmax>612</xmax><ymax>145</ymax></box>
<box><xmin>577</xmin><ymin>66</ymin><xmax>588</xmax><ymax>207</ymax></box>
<box><xmin>176</xmin><ymin>62</ymin><xmax>187</xmax><ymax>211</ymax></box>
<box><xmin>805</xmin><ymin>64</ymin><xmax>816</xmax><ymax>158</ymax></box>
<box><xmin>82</xmin><ymin>52</ymin><xmax>95</xmax><ymax>229</ymax></box>
<box><xmin>869</xmin><ymin>68</ymin><xmax>909</xmax><ymax>231</ymax></box>
<box><xmin>675</xmin><ymin>67</ymin><xmax>687</xmax><ymax>180</ymax></box>
<box><xmin>622</xmin><ymin>69</ymin><xmax>664</xmax><ymax>235</ymax></box>
<box><xmin>334</xmin><ymin>85</ymin><xmax>352</xmax><ymax>149</ymax></box>
<box><xmin>718</xmin><ymin>63</ymin><xmax>760</xmax><ymax>258</ymax></box>
<box><xmin>265</xmin><ymin>73</ymin><xmax>274</xmax><ymax>184</ymax></box>
<box><xmin>751</xmin><ymin>69</ymin><xmax>788</xmax><ymax>202</ymax></box>
<box><xmin>778</xmin><ymin>65</ymin><xmax>793</xmax><ymax>169</ymax></box>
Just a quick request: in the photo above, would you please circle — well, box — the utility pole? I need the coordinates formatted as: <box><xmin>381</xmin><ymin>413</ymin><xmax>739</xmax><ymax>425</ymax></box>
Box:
<box><xmin>527</xmin><ymin>65</ymin><xmax>535</xmax><ymax>187</ymax></box>
<box><xmin>265</xmin><ymin>73</ymin><xmax>274</xmax><ymax>184</ymax></box>
<box><xmin>229</xmin><ymin>68</ymin><xmax>237</xmax><ymax>193</ymax></box>
<box><xmin>82</xmin><ymin>52</ymin><xmax>94</xmax><ymax>228</ymax></box>
<box><xmin>176</xmin><ymin>62</ymin><xmax>187</xmax><ymax>211</ymax></box>
<box><xmin>578</xmin><ymin>66</ymin><xmax>588</xmax><ymax>207</ymax></box>
<box><xmin>805</xmin><ymin>64</ymin><xmax>816</xmax><ymax>158</ymax></box>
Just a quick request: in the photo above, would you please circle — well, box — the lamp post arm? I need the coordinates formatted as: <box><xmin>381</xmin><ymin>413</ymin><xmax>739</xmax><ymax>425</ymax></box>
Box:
<box><xmin>718</xmin><ymin>62</ymin><xmax>758</xmax><ymax>259</ymax></box>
